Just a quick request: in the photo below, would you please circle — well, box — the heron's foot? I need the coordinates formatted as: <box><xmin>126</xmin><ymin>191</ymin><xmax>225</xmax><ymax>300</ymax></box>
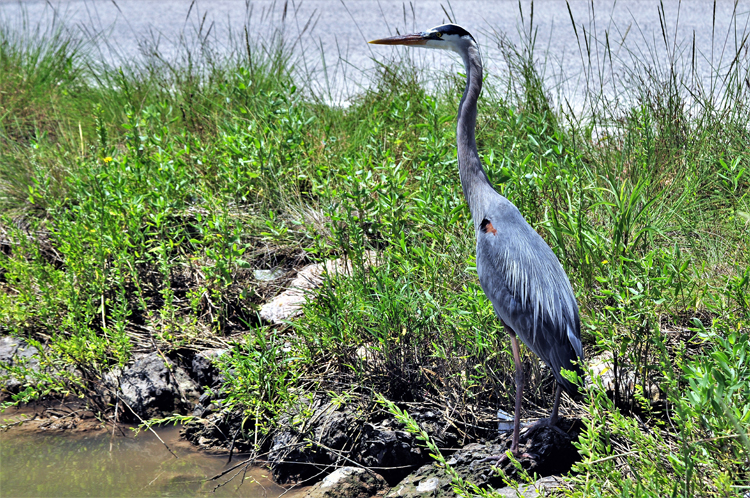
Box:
<box><xmin>475</xmin><ymin>454</ymin><xmax>509</xmax><ymax>466</ymax></box>
<box><xmin>472</xmin><ymin>450</ymin><xmax>538</xmax><ymax>470</ymax></box>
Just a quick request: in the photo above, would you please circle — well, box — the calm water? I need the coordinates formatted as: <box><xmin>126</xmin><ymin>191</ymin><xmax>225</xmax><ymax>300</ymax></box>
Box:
<box><xmin>0</xmin><ymin>425</ymin><xmax>298</xmax><ymax>497</ymax></box>
<box><xmin>0</xmin><ymin>0</ymin><xmax>747</xmax><ymax>106</ymax></box>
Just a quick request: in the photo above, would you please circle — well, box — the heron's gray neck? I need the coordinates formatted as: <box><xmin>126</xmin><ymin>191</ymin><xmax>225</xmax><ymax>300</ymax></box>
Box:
<box><xmin>457</xmin><ymin>43</ymin><xmax>493</xmax><ymax>228</ymax></box>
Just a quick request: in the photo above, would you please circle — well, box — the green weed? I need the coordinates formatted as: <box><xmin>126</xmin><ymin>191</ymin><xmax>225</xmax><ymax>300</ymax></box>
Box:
<box><xmin>0</xmin><ymin>2</ymin><xmax>748</xmax><ymax>495</ymax></box>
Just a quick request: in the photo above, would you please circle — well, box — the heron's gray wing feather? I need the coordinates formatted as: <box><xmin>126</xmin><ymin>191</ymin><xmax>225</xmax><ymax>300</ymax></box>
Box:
<box><xmin>476</xmin><ymin>200</ymin><xmax>583</xmax><ymax>393</ymax></box>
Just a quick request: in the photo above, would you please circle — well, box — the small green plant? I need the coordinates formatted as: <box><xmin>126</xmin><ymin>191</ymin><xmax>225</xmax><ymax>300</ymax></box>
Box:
<box><xmin>0</xmin><ymin>3</ymin><xmax>748</xmax><ymax>495</ymax></box>
<box><xmin>217</xmin><ymin>327</ymin><xmax>304</xmax><ymax>440</ymax></box>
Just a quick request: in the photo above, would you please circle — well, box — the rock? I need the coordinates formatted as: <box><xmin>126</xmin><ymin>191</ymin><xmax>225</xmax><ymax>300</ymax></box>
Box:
<box><xmin>181</xmin><ymin>409</ymin><xmax>256</xmax><ymax>454</ymax></box>
<box><xmin>191</xmin><ymin>348</ymin><xmax>227</xmax><ymax>388</ymax></box>
<box><xmin>492</xmin><ymin>476</ymin><xmax>563</xmax><ymax>497</ymax></box>
<box><xmin>117</xmin><ymin>353</ymin><xmax>200</xmax><ymax>421</ymax></box>
<box><xmin>260</xmin><ymin>251</ymin><xmax>377</xmax><ymax>324</ymax></box>
<box><xmin>359</xmin><ymin>421</ymin><xmax>423</xmax><ymax>469</ymax></box>
<box><xmin>192</xmin><ymin>392</ymin><xmax>213</xmax><ymax>417</ymax></box>
<box><xmin>387</xmin><ymin>463</ymin><xmax>564</xmax><ymax>498</ymax></box>
<box><xmin>355</xmin><ymin>345</ymin><xmax>386</xmax><ymax>370</ymax></box>
<box><xmin>268</xmin><ymin>401</ymin><xmax>352</xmax><ymax>484</ymax></box>
<box><xmin>387</xmin><ymin>420</ymin><xmax>579</xmax><ymax>497</ymax></box>
<box><xmin>0</xmin><ymin>336</ymin><xmax>39</xmax><ymax>364</ymax></box>
<box><xmin>305</xmin><ymin>467</ymin><xmax>389</xmax><ymax>498</ymax></box>
<box><xmin>385</xmin><ymin>465</ymin><xmax>451</xmax><ymax>497</ymax></box>
<box><xmin>254</xmin><ymin>268</ymin><xmax>284</xmax><ymax>282</ymax></box>
<box><xmin>0</xmin><ymin>336</ymin><xmax>41</xmax><ymax>393</ymax></box>
<box><xmin>267</xmin><ymin>399</ymin><xmax>454</xmax><ymax>485</ymax></box>
<box><xmin>589</xmin><ymin>352</ymin><xmax>658</xmax><ymax>400</ymax></box>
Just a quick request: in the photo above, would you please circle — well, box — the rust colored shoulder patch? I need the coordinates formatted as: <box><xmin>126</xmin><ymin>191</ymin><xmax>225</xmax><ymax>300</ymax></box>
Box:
<box><xmin>480</xmin><ymin>218</ymin><xmax>497</xmax><ymax>235</ymax></box>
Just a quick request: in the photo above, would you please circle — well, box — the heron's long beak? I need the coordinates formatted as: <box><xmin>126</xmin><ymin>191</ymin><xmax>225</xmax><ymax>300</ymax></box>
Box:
<box><xmin>369</xmin><ymin>33</ymin><xmax>427</xmax><ymax>46</ymax></box>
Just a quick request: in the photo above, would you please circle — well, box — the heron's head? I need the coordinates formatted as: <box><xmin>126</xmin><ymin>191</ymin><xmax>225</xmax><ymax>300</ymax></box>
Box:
<box><xmin>369</xmin><ymin>24</ymin><xmax>476</xmax><ymax>54</ymax></box>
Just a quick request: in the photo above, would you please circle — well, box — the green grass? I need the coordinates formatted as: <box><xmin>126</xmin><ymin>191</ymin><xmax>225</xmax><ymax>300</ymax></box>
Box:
<box><xmin>1</xmin><ymin>4</ymin><xmax>749</xmax><ymax>496</ymax></box>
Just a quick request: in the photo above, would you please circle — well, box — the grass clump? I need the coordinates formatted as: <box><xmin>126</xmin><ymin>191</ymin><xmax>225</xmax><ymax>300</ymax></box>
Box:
<box><xmin>0</xmin><ymin>3</ymin><xmax>749</xmax><ymax>496</ymax></box>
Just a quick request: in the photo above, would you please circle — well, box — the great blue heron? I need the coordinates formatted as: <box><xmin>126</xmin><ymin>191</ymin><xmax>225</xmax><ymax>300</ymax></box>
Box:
<box><xmin>370</xmin><ymin>24</ymin><xmax>584</xmax><ymax>456</ymax></box>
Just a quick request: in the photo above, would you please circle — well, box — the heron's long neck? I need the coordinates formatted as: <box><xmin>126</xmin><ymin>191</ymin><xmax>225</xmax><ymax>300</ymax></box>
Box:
<box><xmin>457</xmin><ymin>44</ymin><xmax>492</xmax><ymax>227</ymax></box>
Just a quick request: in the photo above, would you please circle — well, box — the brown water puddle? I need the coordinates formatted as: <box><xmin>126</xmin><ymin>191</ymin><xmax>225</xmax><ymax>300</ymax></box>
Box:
<box><xmin>0</xmin><ymin>417</ymin><xmax>305</xmax><ymax>498</ymax></box>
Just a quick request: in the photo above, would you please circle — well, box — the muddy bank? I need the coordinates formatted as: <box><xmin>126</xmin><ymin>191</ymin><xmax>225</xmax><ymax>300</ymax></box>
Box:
<box><xmin>182</xmin><ymin>391</ymin><xmax>582</xmax><ymax>496</ymax></box>
<box><xmin>0</xmin><ymin>397</ymin><xmax>107</xmax><ymax>434</ymax></box>
<box><xmin>2</xmin><ymin>343</ymin><xmax>581</xmax><ymax>497</ymax></box>
<box><xmin>1</xmin><ymin>251</ymin><xmax>582</xmax><ymax>497</ymax></box>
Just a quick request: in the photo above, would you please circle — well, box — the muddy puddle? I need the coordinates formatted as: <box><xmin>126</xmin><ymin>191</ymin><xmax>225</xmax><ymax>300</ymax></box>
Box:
<box><xmin>0</xmin><ymin>422</ymin><xmax>304</xmax><ymax>497</ymax></box>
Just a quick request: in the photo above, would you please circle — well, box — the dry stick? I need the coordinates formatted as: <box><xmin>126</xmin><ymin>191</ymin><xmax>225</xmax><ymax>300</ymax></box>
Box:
<box><xmin>307</xmin><ymin>440</ymin><xmax>379</xmax><ymax>479</ymax></box>
<box><xmin>147</xmin><ymin>472</ymin><xmax>164</xmax><ymax>487</ymax></box>
<box><xmin>235</xmin><ymin>464</ymin><xmax>255</xmax><ymax>495</ymax></box>
<box><xmin>253</xmin><ymin>405</ymin><xmax>260</xmax><ymax>457</ymax></box>
<box><xmin>226</xmin><ymin>426</ymin><xmax>242</xmax><ymax>465</ymax></box>
<box><xmin>109</xmin><ymin>399</ymin><xmax>119</xmax><ymax>453</ymax></box>
<box><xmin>275</xmin><ymin>466</ymin><xmax>331</xmax><ymax>498</ymax></box>
<box><xmin>101</xmin><ymin>293</ymin><xmax>108</xmax><ymax>340</ymax></box>
<box><xmin>117</xmin><ymin>395</ymin><xmax>179</xmax><ymax>459</ymax></box>
<box><xmin>207</xmin><ymin>457</ymin><xmax>254</xmax><ymax>483</ymax></box>
<box><xmin>212</xmin><ymin>466</ymin><xmax>248</xmax><ymax>493</ymax></box>
<box><xmin>695</xmin><ymin>433</ymin><xmax>740</xmax><ymax>444</ymax></box>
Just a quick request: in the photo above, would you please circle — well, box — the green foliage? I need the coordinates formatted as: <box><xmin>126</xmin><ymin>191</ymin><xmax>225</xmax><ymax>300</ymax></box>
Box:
<box><xmin>0</xmin><ymin>4</ymin><xmax>748</xmax><ymax>496</ymax></box>
<box><xmin>217</xmin><ymin>328</ymin><xmax>303</xmax><ymax>438</ymax></box>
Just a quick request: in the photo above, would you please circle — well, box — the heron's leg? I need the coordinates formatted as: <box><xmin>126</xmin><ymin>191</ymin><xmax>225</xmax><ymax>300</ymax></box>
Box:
<box><xmin>550</xmin><ymin>384</ymin><xmax>562</xmax><ymax>425</ymax></box>
<box><xmin>509</xmin><ymin>330</ymin><xmax>524</xmax><ymax>454</ymax></box>
<box><xmin>523</xmin><ymin>384</ymin><xmax>566</xmax><ymax>438</ymax></box>
<box><xmin>473</xmin><ymin>324</ymin><xmax>527</xmax><ymax>467</ymax></box>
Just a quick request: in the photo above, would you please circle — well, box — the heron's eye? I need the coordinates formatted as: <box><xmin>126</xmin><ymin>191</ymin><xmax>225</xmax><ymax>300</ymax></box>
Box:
<box><xmin>436</xmin><ymin>32</ymin><xmax>443</xmax><ymax>38</ymax></box>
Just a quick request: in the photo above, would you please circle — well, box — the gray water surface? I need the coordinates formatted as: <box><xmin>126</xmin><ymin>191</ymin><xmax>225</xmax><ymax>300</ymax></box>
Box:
<box><xmin>0</xmin><ymin>425</ymin><xmax>297</xmax><ymax>497</ymax></box>
<box><xmin>1</xmin><ymin>0</ymin><xmax>747</xmax><ymax>107</ymax></box>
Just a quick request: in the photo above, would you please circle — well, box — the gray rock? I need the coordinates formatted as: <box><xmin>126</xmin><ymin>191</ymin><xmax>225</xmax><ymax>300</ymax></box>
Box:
<box><xmin>118</xmin><ymin>353</ymin><xmax>199</xmax><ymax>420</ymax></box>
<box><xmin>359</xmin><ymin>421</ymin><xmax>423</xmax><ymax>468</ymax></box>
<box><xmin>305</xmin><ymin>467</ymin><xmax>389</xmax><ymax>498</ymax></box>
<box><xmin>386</xmin><ymin>420</ymin><xmax>579</xmax><ymax>497</ymax></box>
<box><xmin>589</xmin><ymin>352</ymin><xmax>659</xmax><ymax>401</ymax></box>
<box><xmin>268</xmin><ymin>399</ymin><xmax>356</xmax><ymax>483</ymax></box>
<box><xmin>191</xmin><ymin>348</ymin><xmax>227</xmax><ymax>388</ymax></box>
<box><xmin>0</xmin><ymin>336</ymin><xmax>39</xmax><ymax>364</ymax></box>
<box><xmin>0</xmin><ymin>336</ymin><xmax>41</xmax><ymax>392</ymax></box>
<box><xmin>267</xmin><ymin>399</ymin><xmax>460</xmax><ymax>485</ymax></box>
<box><xmin>181</xmin><ymin>409</ymin><xmax>255</xmax><ymax>453</ymax></box>
<box><xmin>493</xmin><ymin>476</ymin><xmax>563</xmax><ymax>497</ymax></box>
<box><xmin>386</xmin><ymin>466</ymin><xmax>563</xmax><ymax>498</ymax></box>
<box><xmin>385</xmin><ymin>465</ymin><xmax>451</xmax><ymax>498</ymax></box>
<box><xmin>254</xmin><ymin>268</ymin><xmax>284</xmax><ymax>282</ymax></box>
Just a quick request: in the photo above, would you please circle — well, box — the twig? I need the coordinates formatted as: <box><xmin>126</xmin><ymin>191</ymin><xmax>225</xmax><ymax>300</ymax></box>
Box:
<box><xmin>0</xmin><ymin>417</ymin><xmax>30</xmax><ymax>431</ymax></box>
<box><xmin>147</xmin><ymin>472</ymin><xmax>164</xmax><ymax>487</ymax></box>
<box><xmin>212</xmin><ymin>466</ymin><xmax>248</xmax><ymax>493</ymax></box>
<box><xmin>695</xmin><ymin>433</ymin><xmax>741</xmax><ymax>444</ymax></box>
<box><xmin>275</xmin><ymin>466</ymin><xmax>331</xmax><ymax>497</ymax></box>
<box><xmin>206</xmin><ymin>457</ymin><xmax>254</xmax><ymax>482</ymax></box>
<box><xmin>226</xmin><ymin>426</ymin><xmax>241</xmax><ymax>465</ymax></box>
<box><xmin>117</xmin><ymin>395</ymin><xmax>179</xmax><ymax>459</ymax></box>
<box><xmin>109</xmin><ymin>399</ymin><xmax>119</xmax><ymax>453</ymax></box>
